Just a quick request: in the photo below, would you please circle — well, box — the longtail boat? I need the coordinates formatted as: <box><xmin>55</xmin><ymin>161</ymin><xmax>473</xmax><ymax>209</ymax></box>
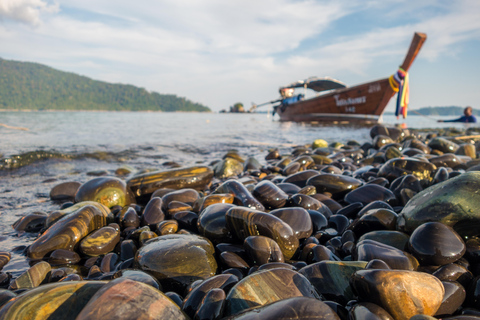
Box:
<box><xmin>263</xmin><ymin>32</ymin><xmax>427</xmax><ymax>123</ymax></box>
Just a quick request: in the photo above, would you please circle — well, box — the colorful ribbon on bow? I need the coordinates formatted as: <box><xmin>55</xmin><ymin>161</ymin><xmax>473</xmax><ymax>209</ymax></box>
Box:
<box><xmin>388</xmin><ymin>68</ymin><xmax>409</xmax><ymax>119</ymax></box>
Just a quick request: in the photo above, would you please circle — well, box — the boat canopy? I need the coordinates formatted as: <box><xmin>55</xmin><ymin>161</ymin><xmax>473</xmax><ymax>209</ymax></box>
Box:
<box><xmin>280</xmin><ymin>77</ymin><xmax>346</xmax><ymax>93</ymax></box>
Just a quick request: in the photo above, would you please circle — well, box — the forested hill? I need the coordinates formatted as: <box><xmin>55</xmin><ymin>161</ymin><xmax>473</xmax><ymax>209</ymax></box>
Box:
<box><xmin>0</xmin><ymin>58</ymin><xmax>211</xmax><ymax>112</ymax></box>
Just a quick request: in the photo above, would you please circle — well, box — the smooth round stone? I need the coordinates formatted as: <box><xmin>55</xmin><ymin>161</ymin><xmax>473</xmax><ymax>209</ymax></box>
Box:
<box><xmin>349</xmin><ymin>302</ymin><xmax>394</xmax><ymax>320</ymax></box>
<box><xmin>408</xmin><ymin>222</ymin><xmax>466</xmax><ymax>266</ymax></box>
<box><xmin>46</xmin><ymin>201</ymin><xmax>110</xmax><ymax>228</ymax></box>
<box><xmin>366</xmin><ymin>259</ymin><xmax>391</xmax><ymax>269</ymax></box>
<box><xmin>398</xmin><ymin>172</ymin><xmax>480</xmax><ymax>238</ymax></box>
<box><xmin>155</xmin><ymin>220</ymin><xmax>179</xmax><ymax>236</ymax></box>
<box><xmin>48</xmin><ymin>249</ymin><xmax>81</xmax><ymax>265</ymax></box>
<box><xmin>350</xmin><ymin>209</ymin><xmax>398</xmax><ymax>238</ymax></box>
<box><xmin>194</xmin><ymin>288</ymin><xmax>225</xmax><ymax>320</ymax></box>
<box><xmin>265</xmin><ymin>149</ymin><xmax>281</xmax><ymax>160</ymax></box>
<box><xmin>182</xmin><ymin>274</ymin><xmax>238</xmax><ymax>318</ymax></box>
<box><xmin>457</xmin><ymin>143</ymin><xmax>476</xmax><ymax>159</ymax></box>
<box><xmin>0</xmin><ymin>289</ymin><xmax>16</xmax><ymax>309</ymax></box>
<box><xmin>79</xmin><ymin>225</ymin><xmax>120</xmax><ymax>257</ymax></box>
<box><xmin>428</xmin><ymin>137</ymin><xmax>460</xmax><ymax>154</ymax></box>
<box><xmin>173</xmin><ymin>211</ymin><xmax>198</xmax><ymax>232</ymax></box>
<box><xmin>321</xmin><ymin>165</ymin><xmax>343</xmax><ymax>175</ymax></box>
<box><xmin>100</xmin><ymin>252</ymin><xmax>118</xmax><ymax>273</ymax></box>
<box><xmin>434</xmin><ymin>167</ymin><xmax>449</xmax><ymax>184</ymax></box>
<box><xmin>59</xmin><ymin>273</ymin><xmax>83</xmax><ymax>282</ymax></box>
<box><xmin>252</xmin><ymin>180</ymin><xmax>288</xmax><ymax>209</ymax></box>
<box><xmin>12</xmin><ymin>213</ymin><xmax>47</xmax><ymax>233</ymax></box>
<box><xmin>141</xmin><ymin>197</ymin><xmax>165</xmax><ymax>227</ymax></box>
<box><xmin>467</xmin><ymin>276</ymin><xmax>480</xmax><ymax>309</ymax></box>
<box><xmin>370</xmin><ymin>125</ymin><xmax>405</xmax><ymax>141</ymax></box>
<box><xmin>313</xmin><ymin>139</ymin><xmax>329</xmax><ymax>149</ymax></box>
<box><xmin>328</xmin><ymin>215</ymin><xmax>349</xmax><ymax>234</ymax></box>
<box><xmin>226</xmin><ymin>297</ymin><xmax>340</xmax><ymax>320</ymax></box>
<box><xmin>75</xmin><ymin>177</ymin><xmax>135</xmax><ymax>208</ymax></box>
<box><xmin>27</xmin><ymin>204</ymin><xmax>108</xmax><ymax>260</ymax></box>
<box><xmin>197</xmin><ymin>203</ymin><xmax>235</xmax><ymax>244</ymax></box>
<box><xmin>139</xmin><ymin>230</ymin><xmax>157</xmax><ymax>246</ymax></box>
<box><xmin>112</xmin><ymin>269</ymin><xmax>161</xmax><ymax>290</ymax></box>
<box><xmin>298</xmin><ymin>185</ymin><xmax>318</xmax><ymax>196</ymax></box>
<box><xmin>225</xmin><ymin>207</ymin><xmax>299</xmax><ymax>260</ymax></box>
<box><xmin>193</xmin><ymin>193</ymin><xmax>234</xmax><ymax>212</ymax></box>
<box><xmin>127</xmin><ymin>166</ymin><xmax>213</xmax><ymax>199</ymax></box>
<box><xmin>213</xmin><ymin>157</ymin><xmax>244</xmax><ymax>178</ymax></box>
<box><xmin>289</xmin><ymin>193</ymin><xmax>322</xmax><ymax>210</ymax></box>
<box><xmin>430</xmin><ymin>154</ymin><xmax>465</xmax><ymax>168</ymax></box>
<box><xmin>385</xmin><ymin>146</ymin><xmax>403</xmax><ymax>160</ymax></box>
<box><xmin>435</xmin><ymin>281</ymin><xmax>466</xmax><ymax>316</ymax></box>
<box><xmin>307</xmin><ymin>174</ymin><xmax>362</xmax><ymax>200</ymax></box>
<box><xmin>358</xmin><ymin>231</ymin><xmax>410</xmax><ymax>251</ymax></box>
<box><xmin>299</xmin><ymin>260</ymin><xmax>367</xmax><ymax>304</ymax></box>
<box><xmin>214</xmin><ymin>180</ymin><xmax>265</xmax><ymax>212</ymax></box>
<box><xmin>162</xmin><ymin>188</ymin><xmax>200</xmax><ymax>211</ymax></box>
<box><xmin>377</xmin><ymin>158</ymin><xmax>436</xmax><ymax>183</ymax></box>
<box><xmin>351</xmin><ymin>269</ymin><xmax>445</xmax><ymax>320</ymax></box>
<box><xmin>0</xmin><ymin>281</ymin><xmax>105</xmax><ymax>320</ymax></box>
<box><xmin>308</xmin><ymin>210</ymin><xmax>329</xmax><ymax>232</ymax></box>
<box><xmin>373</xmin><ymin>135</ymin><xmax>394</xmax><ymax>149</ymax></box>
<box><xmin>283</xmin><ymin>170</ymin><xmax>320</xmax><ymax>188</ymax></box>
<box><xmin>244</xmin><ymin>156</ymin><xmax>262</xmax><ymax>171</ymax></box>
<box><xmin>403</xmin><ymin>138</ymin><xmax>430</xmax><ymax>154</ymax></box>
<box><xmin>224</xmin><ymin>268</ymin><xmax>321</xmax><ymax>316</ymax></box>
<box><xmin>244</xmin><ymin>236</ymin><xmax>284</xmax><ymax>266</ymax></box>
<box><xmin>121</xmin><ymin>207</ymin><xmax>140</xmax><ymax>228</ymax></box>
<box><xmin>277</xmin><ymin>183</ymin><xmax>301</xmax><ymax>196</ymax></box>
<box><xmin>134</xmin><ymin>234</ymin><xmax>217</xmax><ymax>293</ymax></box>
<box><xmin>344</xmin><ymin>184</ymin><xmax>396</xmax><ymax>205</ymax></box>
<box><xmin>220</xmin><ymin>252</ymin><xmax>250</xmax><ymax>270</ymax></box>
<box><xmin>269</xmin><ymin>207</ymin><xmax>313</xmax><ymax>240</ymax></box>
<box><xmin>311</xmin><ymin>193</ymin><xmax>343</xmax><ymax>214</ymax></box>
<box><xmin>357</xmin><ymin>201</ymin><xmax>394</xmax><ymax>217</ymax></box>
<box><xmin>282</xmin><ymin>162</ymin><xmax>301</xmax><ymax>176</ymax></box>
<box><xmin>50</xmin><ymin>181</ymin><xmax>82</xmax><ymax>201</ymax></box>
<box><xmin>257</xmin><ymin>262</ymin><xmax>296</xmax><ymax>272</ymax></box>
<box><xmin>409</xmin><ymin>316</ymin><xmax>437</xmax><ymax>320</ymax></box>
<box><xmin>354</xmin><ymin>239</ymin><xmax>418</xmax><ymax>271</ymax></box>
<box><xmin>9</xmin><ymin>261</ymin><xmax>51</xmax><ymax>290</ymax></box>
<box><xmin>337</xmin><ymin>202</ymin><xmax>363</xmax><ymax>219</ymax></box>
<box><xmin>0</xmin><ymin>253</ymin><xmax>10</xmax><ymax>271</ymax></box>
<box><xmin>432</xmin><ymin>263</ymin><xmax>473</xmax><ymax>287</ymax></box>
<box><xmin>76</xmin><ymin>278</ymin><xmax>187</xmax><ymax>320</ymax></box>
<box><xmin>0</xmin><ymin>272</ymin><xmax>10</xmax><ymax>288</ymax></box>
<box><xmin>390</xmin><ymin>174</ymin><xmax>422</xmax><ymax>198</ymax></box>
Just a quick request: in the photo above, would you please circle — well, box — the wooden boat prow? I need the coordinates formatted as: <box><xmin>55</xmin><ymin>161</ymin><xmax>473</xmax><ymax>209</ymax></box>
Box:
<box><xmin>274</xmin><ymin>32</ymin><xmax>427</xmax><ymax>123</ymax></box>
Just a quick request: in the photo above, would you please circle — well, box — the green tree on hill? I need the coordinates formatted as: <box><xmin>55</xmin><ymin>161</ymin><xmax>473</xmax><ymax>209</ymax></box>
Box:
<box><xmin>0</xmin><ymin>58</ymin><xmax>211</xmax><ymax>112</ymax></box>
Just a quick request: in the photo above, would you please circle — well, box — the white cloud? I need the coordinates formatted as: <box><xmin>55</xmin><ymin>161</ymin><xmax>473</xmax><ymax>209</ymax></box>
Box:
<box><xmin>0</xmin><ymin>0</ymin><xmax>58</xmax><ymax>26</ymax></box>
<box><xmin>0</xmin><ymin>0</ymin><xmax>479</xmax><ymax>110</ymax></box>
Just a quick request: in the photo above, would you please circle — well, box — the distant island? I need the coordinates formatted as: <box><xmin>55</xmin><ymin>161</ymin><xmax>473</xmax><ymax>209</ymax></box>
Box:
<box><xmin>0</xmin><ymin>58</ymin><xmax>211</xmax><ymax>112</ymax></box>
<box><xmin>385</xmin><ymin>106</ymin><xmax>480</xmax><ymax>116</ymax></box>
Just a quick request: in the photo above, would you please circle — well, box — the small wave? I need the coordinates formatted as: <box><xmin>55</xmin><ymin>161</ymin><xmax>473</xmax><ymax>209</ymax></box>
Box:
<box><xmin>0</xmin><ymin>149</ymin><xmax>141</xmax><ymax>170</ymax></box>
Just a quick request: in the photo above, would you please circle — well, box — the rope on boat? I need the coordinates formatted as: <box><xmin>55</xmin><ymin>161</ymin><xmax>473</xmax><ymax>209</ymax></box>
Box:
<box><xmin>389</xmin><ymin>68</ymin><xmax>409</xmax><ymax>119</ymax></box>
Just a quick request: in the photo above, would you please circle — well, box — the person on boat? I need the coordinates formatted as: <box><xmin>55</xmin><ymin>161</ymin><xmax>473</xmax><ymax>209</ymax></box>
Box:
<box><xmin>437</xmin><ymin>106</ymin><xmax>477</xmax><ymax>123</ymax></box>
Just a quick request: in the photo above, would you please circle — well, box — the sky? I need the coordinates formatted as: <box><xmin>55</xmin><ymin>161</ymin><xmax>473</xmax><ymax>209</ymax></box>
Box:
<box><xmin>0</xmin><ymin>0</ymin><xmax>479</xmax><ymax>113</ymax></box>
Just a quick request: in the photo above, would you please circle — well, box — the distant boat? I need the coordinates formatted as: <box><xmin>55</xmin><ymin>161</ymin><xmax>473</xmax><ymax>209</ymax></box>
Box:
<box><xmin>257</xmin><ymin>32</ymin><xmax>427</xmax><ymax>123</ymax></box>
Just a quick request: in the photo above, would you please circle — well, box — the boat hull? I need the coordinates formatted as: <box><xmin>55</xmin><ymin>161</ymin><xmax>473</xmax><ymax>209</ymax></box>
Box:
<box><xmin>275</xmin><ymin>78</ymin><xmax>395</xmax><ymax>123</ymax></box>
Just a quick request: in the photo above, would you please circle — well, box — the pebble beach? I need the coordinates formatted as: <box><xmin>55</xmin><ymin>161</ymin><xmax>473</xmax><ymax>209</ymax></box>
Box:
<box><xmin>1</xmin><ymin>114</ymin><xmax>480</xmax><ymax>319</ymax></box>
